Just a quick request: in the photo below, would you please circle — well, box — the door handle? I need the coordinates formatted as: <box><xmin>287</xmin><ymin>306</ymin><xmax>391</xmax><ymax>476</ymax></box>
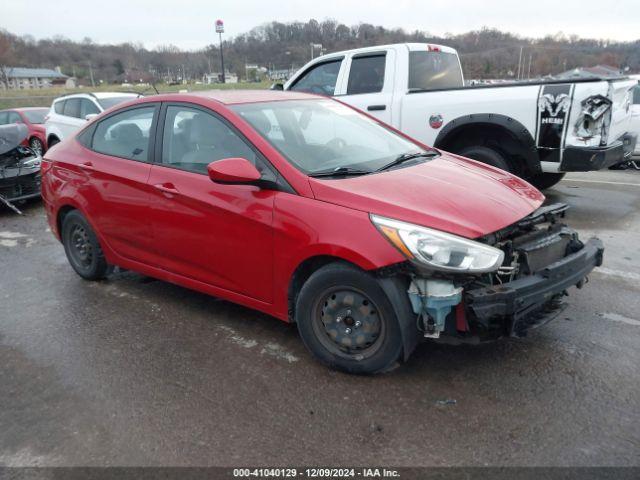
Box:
<box><xmin>79</xmin><ymin>162</ymin><xmax>95</xmax><ymax>171</ymax></box>
<box><xmin>153</xmin><ymin>183</ymin><xmax>180</xmax><ymax>195</ymax></box>
<box><xmin>367</xmin><ymin>105</ymin><xmax>386</xmax><ymax>111</ymax></box>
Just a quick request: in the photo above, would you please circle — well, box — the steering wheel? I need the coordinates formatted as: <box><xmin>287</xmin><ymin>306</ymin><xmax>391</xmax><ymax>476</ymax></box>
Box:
<box><xmin>325</xmin><ymin>138</ymin><xmax>347</xmax><ymax>151</ymax></box>
<box><xmin>308</xmin><ymin>84</ymin><xmax>331</xmax><ymax>95</ymax></box>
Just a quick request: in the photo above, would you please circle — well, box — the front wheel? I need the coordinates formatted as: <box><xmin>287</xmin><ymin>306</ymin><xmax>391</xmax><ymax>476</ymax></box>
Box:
<box><xmin>295</xmin><ymin>263</ymin><xmax>403</xmax><ymax>374</ymax></box>
<box><xmin>529</xmin><ymin>172</ymin><xmax>566</xmax><ymax>190</ymax></box>
<box><xmin>29</xmin><ymin>137</ymin><xmax>44</xmax><ymax>156</ymax></box>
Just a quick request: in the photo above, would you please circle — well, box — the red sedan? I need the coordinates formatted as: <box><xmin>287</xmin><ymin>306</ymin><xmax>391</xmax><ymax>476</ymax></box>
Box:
<box><xmin>0</xmin><ymin>107</ymin><xmax>48</xmax><ymax>155</ymax></box>
<box><xmin>41</xmin><ymin>90</ymin><xmax>603</xmax><ymax>373</ymax></box>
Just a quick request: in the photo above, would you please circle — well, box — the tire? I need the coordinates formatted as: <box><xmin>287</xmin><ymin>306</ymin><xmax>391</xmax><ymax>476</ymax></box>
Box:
<box><xmin>61</xmin><ymin>210</ymin><xmax>111</xmax><ymax>280</ymax></box>
<box><xmin>529</xmin><ymin>172</ymin><xmax>566</xmax><ymax>190</ymax></box>
<box><xmin>457</xmin><ymin>145</ymin><xmax>512</xmax><ymax>172</ymax></box>
<box><xmin>295</xmin><ymin>263</ymin><xmax>403</xmax><ymax>374</ymax></box>
<box><xmin>48</xmin><ymin>137</ymin><xmax>60</xmax><ymax>148</ymax></box>
<box><xmin>29</xmin><ymin>137</ymin><xmax>44</xmax><ymax>156</ymax></box>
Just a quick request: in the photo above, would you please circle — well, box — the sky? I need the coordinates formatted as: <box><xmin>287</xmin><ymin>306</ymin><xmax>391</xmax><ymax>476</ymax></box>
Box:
<box><xmin>2</xmin><ymin>0</ymin><xmax>639</xmax><ymax>50</ymax></box>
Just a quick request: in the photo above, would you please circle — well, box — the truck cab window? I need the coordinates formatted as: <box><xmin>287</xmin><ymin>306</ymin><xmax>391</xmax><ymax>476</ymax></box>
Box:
<box><xmin>408</xmin><ymin>51</ymin><xmax>463</xmax><ymax>91</ymax></box>
<box><xmin>290</xmin><ymin>60</ymin><xmax>342</xmax><ymax>96</ymax></box>
<box><xmin>347</xmin><ymin>55</ymin><xmax>386</xmax><ymax>95</ymax></box>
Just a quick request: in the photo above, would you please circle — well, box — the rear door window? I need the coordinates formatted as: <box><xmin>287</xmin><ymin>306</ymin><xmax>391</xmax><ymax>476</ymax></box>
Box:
<box><xmin>62</xmin><ymin>98</ymin><xmax>81</xmax><ymax>118</ymax></box>
<box><xmin>347</xmin><ymin>55</ymin><xmax>386</xmax><ymax>95</ymax></box>
<box><xmin>92</xmin><ymin>107</ymin><xmax>155</xmax><ymax>161</ymax></box>
<box><xmin>0</xmin><ymin>112</ymin><xmax>8</xmax><ymax>125</ymax></box>
<box><xmin>290</xmin><ymin>59</ymin><xmax>343</xmax><ymax>96</ymax></box>
<box><xmin>408</xmin><ymin>51</ymin><xmax>463</xmax><ymax>90</ymax></box>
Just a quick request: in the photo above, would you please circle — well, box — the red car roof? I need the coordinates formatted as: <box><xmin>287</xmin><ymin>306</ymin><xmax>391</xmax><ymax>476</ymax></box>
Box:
<box><xmin>1</xmin><ymin>107</ymin><xmax>49</xmax><ymax>112</ymax></box>
<box><xmin>175</xmin><ymin>89</ymin><xmax>320</xmax><ymax>105</ymax></box>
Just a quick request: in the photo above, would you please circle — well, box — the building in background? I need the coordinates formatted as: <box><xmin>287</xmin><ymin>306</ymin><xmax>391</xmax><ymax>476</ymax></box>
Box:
<box><xmin>203</xmin><ymin>72</ymin><xmax>238</xmax><ymax>84</ymax></box>
<box><xmin>0</xmin><ymin>67</ymin><xmax>70</xmax><ymax>90</ymax></box>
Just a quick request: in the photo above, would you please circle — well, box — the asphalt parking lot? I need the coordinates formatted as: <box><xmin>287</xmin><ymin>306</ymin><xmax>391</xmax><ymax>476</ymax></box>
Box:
<box><xmin>0</xmin><ymin>170</ymin><xmax>639</xmax><ymax>467</ymax></box>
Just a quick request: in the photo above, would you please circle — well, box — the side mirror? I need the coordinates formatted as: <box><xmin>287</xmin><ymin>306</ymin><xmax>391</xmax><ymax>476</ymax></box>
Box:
<box><xmin>270</xmin><ymin>82</ymin><xmax>284</xmax><ymax>91</ymax></box>
<box><xmin>207</xmin><ymin>158</ymin><xmax>262</xmax><ymax>185</ymax></box>
<box><xmin>85</xmin><ymin>113</ymin><xmax>98</xmax><ymax>121</ymax></box>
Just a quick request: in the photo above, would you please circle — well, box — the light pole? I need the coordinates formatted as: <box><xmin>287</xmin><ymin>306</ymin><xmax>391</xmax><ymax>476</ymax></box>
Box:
<box><xmin>215</xmin><ymin>19</ymin><xmax>225</xmax><ymax>83</ymax></box>
<box><xmin>310</xmin><ymin>43</ymin><xmax>322</xmax><ymax>61</ymax></box>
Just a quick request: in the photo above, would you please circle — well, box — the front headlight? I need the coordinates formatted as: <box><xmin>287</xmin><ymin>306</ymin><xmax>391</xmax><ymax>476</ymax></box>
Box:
<box><xmin>371</xmin><ymin>214</ymin><xmax>504</xmax><ymax>273</ymax></box>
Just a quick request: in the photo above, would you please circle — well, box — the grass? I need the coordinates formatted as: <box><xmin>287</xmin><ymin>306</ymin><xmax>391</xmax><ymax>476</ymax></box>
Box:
<box><xmin>0</xmin><ymin>81</ymin><xmax>272</xmax><ymax>110</ymax></box>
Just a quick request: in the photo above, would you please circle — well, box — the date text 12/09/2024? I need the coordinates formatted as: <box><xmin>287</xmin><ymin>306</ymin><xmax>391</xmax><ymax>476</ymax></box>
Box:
<box><xmin>233</xmin><ymin>468</ymin><xmax>400</xmax><ymax>478</ymax></box>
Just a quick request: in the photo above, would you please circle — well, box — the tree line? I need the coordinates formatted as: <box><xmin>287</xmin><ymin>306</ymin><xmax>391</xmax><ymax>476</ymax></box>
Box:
<box><xmin>1</xmin><ymin>19</ymin><xmax>639</xmax><ymax>87</ymax></box>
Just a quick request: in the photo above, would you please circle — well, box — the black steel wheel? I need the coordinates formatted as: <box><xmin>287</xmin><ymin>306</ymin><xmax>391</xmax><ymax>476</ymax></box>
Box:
<box><xmin>296</xmin><ymin>263</ymin><xmax>403</xmax><ymax>374</ymax></box>
<box><xmin>457</xmin><ymin>145</ymin><xmax>512</xmax><ymax>172</ymax></box>
<box><xmin>529</xmin><ymin>172</ymin><xmax>566</xmax><ymax>190</ymax></box>
<box><xmin>312</xmin><ymin>287</ymin><xmax>385</xmax><ymax>359</ymax></box>
<box><xmin>62</xmin><ymin>210</ymin><xmax>111</xmax><ymax>280</ymax></box>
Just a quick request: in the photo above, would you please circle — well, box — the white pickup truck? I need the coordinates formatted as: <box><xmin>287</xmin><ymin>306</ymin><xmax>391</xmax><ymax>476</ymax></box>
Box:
<box><xmin>281</xmin><ymin>43</ymin><xmax>638</xmax><ymax>188</ymax></box>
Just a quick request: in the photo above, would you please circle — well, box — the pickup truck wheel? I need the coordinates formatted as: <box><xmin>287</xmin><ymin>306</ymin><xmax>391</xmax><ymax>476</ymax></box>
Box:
<box><xmin>530</xmin><ymin>172</ymin><xmax>566</xmax><ymax>190</ymax></box>
<box><xmin>295</xmin><ymin>263</ymin><xmax>403</xmax><ymax>374</ymax></box>
<box><xmin>457</xmin><ymin>146</ymin><xmax>511</xmax><ymax>172</ymax></box>
<box><xmin>62</xmin><ymin>210</ymin><xmax>111</xmax><ymax>280</ymax></box>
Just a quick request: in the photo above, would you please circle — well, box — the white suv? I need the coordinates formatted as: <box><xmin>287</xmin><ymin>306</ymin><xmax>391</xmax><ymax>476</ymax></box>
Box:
<box><xmin>45</xmin><ymin>92</ymin><xmax>142</xmax><ymax>147</ymax></box>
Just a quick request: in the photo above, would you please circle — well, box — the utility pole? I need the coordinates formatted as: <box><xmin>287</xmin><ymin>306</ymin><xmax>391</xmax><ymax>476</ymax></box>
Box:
<box><xmin>215</xmin><ymin>19</ymin><xmax>225</xmax><ymax>83</ymax></box>
<box><xmin>527</xmin><ymin>54</ymin><xmax>532</xmax><ymax>80</ymax></box>
<box><xmin>517</xmin><ymin>46</ymin><xmax>523</xmax><ymax>80</ymax></box>
<box><xmin>87</xmin><ymin>61</ymin><xmax>95</xmax><ymax>87</ymax></box>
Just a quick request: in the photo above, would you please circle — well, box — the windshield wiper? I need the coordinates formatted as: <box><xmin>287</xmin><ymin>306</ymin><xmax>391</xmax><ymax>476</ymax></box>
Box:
<box><xmin>375</xmin><ymin>150</ymin><xmax>440</xmax><ymax>172</ymax></box>
<box><xmin>309</xmin><ymin>166</ymin><xmax>373</xmax><ymax>178</ymax></box>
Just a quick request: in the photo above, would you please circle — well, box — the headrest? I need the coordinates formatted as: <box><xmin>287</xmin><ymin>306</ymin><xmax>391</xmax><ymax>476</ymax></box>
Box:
<box><xmin>111</xmin><ymin>123</ymin><xmax>143</xmax><ymax>142</ymax></box>
<box><xmin>190</xmin><ymin>113</ymin><xmax>226</xmax><ymax>146</ymax></box>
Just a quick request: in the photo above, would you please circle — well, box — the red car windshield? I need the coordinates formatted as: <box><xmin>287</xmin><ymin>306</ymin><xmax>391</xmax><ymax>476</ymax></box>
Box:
<box><xmin>232</xmin><ymin>99</ymin><xmax>427</xmax><ymax>175</ymax></box>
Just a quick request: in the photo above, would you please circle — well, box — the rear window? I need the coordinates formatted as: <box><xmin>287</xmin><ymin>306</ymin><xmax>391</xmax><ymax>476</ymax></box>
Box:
<box><xmin>408</xmin><ymin>51</ymin><xmax>463</xmax><ymax>91</ymax></box>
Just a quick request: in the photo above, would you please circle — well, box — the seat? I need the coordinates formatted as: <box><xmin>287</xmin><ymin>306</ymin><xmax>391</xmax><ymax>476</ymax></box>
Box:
<box><xmin>179</xmin><ymin>113</ymin><xmax>258</xmax><ymax>170</ymax></box>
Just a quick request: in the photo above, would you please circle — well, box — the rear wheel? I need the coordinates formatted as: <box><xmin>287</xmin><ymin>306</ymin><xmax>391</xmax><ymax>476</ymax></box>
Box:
<box><xmin>62</xmin><ymin>210</ymin><xmax>111</xmax><ymax>280</ymax></box>
<box><xmin>457</xmin><ymin>145</ymin><xmax>512</xmax><ymax>172</ymax></box>
<box><xmin>295</xmin><ymin>263</ymin><xmax>403</xmax><ymax>374</ymax></box>
<box><xmin>529</xmin><ymin>172</ymin><xmax>566</xmax><ymax>190</ymax></box>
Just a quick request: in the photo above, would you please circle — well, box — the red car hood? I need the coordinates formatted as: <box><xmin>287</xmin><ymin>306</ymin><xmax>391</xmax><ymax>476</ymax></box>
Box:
<box><xmin>308</xmin><ymin>153</ymin><xmax>544</xmax><ymax>239</ymax></box>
